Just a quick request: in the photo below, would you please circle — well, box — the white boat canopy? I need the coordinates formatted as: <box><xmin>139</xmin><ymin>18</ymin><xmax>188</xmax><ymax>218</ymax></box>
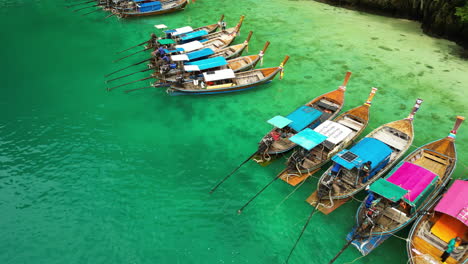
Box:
<box><xmin>175</xmin><ymin>41</ymin><xmax>204</xmax><ymax>52</ymax></box>
<box><xmin>154</xmin><ymin>24</ymin><xmax>168</xmax><ymax>29</ymax></box>
<box><xmin>203</xmin><ymin>69</ymin><xmax>236</xmax><ymax>82</ymax></box>
<box><xmin>172</xmin><ymin>26</ymin><xmax>194</xmax><ymax>36</ymax></box>
<box><xmin>314</xmin><ymin>120</ymin><xmax>353</xmax><ymax>145</ymax></box>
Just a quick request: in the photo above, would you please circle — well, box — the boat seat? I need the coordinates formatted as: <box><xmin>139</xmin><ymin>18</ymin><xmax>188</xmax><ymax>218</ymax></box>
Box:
<box><xmin>423</xmin><ymin>152</ymin><xmax>448</xmax><ymax>165</ymax></box>
<box><xmin>383</xmin><ymin>207</ymin><xmax>409</xmax><ymax>222</ymax></box>
<box><xmin>372</xmin><ymin>129</ymin><xmax>408</xmax><ymax>150</ymax></box>
<box><xmin>316</xmin><ymin>99</ymin><xmax>340</xmax><ymax>112</ymax></box>
<box><xmin>338</xmin><ymin>117</ymin><xmax>364</xmax><ymax>131</ymax></box>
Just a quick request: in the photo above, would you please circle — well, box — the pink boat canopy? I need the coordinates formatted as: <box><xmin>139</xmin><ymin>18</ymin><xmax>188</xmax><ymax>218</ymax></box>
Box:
<box><xmin>386</xmin><ymin>162</ymin><xmax>438</xmax><ymax>205</ymax></box>
<box><xmin>435</xmin><ymin>180</ymin><xmax>468</xmax><ymax>226</ymax></box>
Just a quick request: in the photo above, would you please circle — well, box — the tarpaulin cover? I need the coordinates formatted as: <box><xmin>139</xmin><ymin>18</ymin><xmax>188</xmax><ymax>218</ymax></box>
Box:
<box><xmin>180</xmin><ymin>30</ymin><xmax>208</xmax><ymax>41</ymax></box>
<box><xmin>267</xmin><ymin>116</ymin><xmax>292</xmax><ymax>129</ymax></box>
<box><xmin>332</xmin><ymin>138</ymin><xmax>392</xmax><ymax>170</ymax></box>
<box><xmin>434</xmin><ymin>180</ymin><xmax>468</xmax><ymax>226</ymax></box>
<box><xmin>289</xmin><ymin>128</ymin><xmax>328</xmax><ymax>150</ymax></box>
<box><xmin>184</xmin><ymin>57</ymin><xmax>227</xmax><ymax>71</ymax></box>
<box><xmin>370</xmin><ymin>178</ymin><xmax>408</xmax><ymax>202</ymax></box>
<box><xmin>314</xmin><ymin>120</ymin><xmax>353</xmax><ymax>145</ymax></box>
<box><xmin>133</xmin><ymin>0</ymin><xmax>146</xmax><ymax>2</ymax></box>
<box><xmin>158</xmin><ymin>39</ymin><xmax>176</xmax><ymax>45</ymax></box>
<box><xmin>139</xmin><ymin>1</ymin><xmax>162</xmax><ymax>12</ymax></box>
<box><xmin>386</xmin><ymin>162</ymin><xmax>438</xmax><ymax>204</ymax></box>
<box><xmin>286</xmin><ymin>106</ymin><xmax>322</xmax><ymax>132</ymax></box>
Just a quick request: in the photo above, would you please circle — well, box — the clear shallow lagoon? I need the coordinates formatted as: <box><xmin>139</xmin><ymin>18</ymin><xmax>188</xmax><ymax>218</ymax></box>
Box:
<box><xmin>1</xmin><ymin>0</ymin><xmax>467</xmax><ymax>263</ymax></box>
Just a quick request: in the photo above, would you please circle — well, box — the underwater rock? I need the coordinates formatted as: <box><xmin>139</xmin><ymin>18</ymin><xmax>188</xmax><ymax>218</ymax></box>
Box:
<box><xmin>314</xmin><ymin>0</ymin><xmax>468</xmax><ymax>50</ymax></box>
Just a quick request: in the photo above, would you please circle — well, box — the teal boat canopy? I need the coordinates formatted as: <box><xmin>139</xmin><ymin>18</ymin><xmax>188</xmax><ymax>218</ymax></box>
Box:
<box><xmin>187</xmin><ymin>48</ymin><xmax>214</xmax><ymax>60</ymax></box>
<box><xmin>286</xmin><ymin>106</ymin><xmax>323</xmax><ymax>132</ymax></box>
<box><xmin>180</xmin><ymin>30</ymin><xmax>208</xmax><ymax>41</ymax></box>
<box><xmin>369</xmin><ymin>178</ymin><xmax>408</xmax><ymax>202</ymax></box>
<box><xmin>184</xmin><ymin>57</ymin><xmax>227</xmax><ymax>71</ymax></box>
<box><xmin>332</xmin><ymin>138</ymin><xmax>392</xmax><ymax>170</ymax></box>
<box><xmin>158</xmin><ymin>39</ymin><xmax>176</xmax><ymax>45</ymax></box>
<box><xmin>267</xmin><ymin>116</ymin><xmax>293</xmax><ymax>129</ymax></box>
<box><xmin>289</xmin><ymin>128</ymin><xmax>328</xmax><ymax>150</ymax></box>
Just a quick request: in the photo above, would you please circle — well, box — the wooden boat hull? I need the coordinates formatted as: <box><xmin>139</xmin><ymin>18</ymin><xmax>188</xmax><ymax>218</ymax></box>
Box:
<box><xmin>117</xmin><ymin>0</ymin><xmax>187</xmax><ymax>18</ymax></box>
<box><xmin>407</xmin><ymin>194</ymin><xmax>468</xmax><ymax>264</ymax></box>
<box><xmin>348</xmin><ymin>129</ymin><xmax>460</xmax><ymax>256</ymax></box>
<box><xmin>167</xmin><ymin>67</ymin><xmax>281</xmax><ymax>96</ymax></box>
<box><xmin>254</xmin><ymin>86</ymin><xmax>348</xmax><ymax>166</ymax></box>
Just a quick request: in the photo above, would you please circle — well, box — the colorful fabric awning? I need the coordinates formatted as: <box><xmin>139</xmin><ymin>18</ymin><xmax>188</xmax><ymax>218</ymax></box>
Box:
<box><xmin>386</xmin><ymin>162</ymin><xmax>438</xmax><ymax>205</ymax></box>
<box><xmin>435</xmin><ymin>180</ymin><xmax>468</xmax><ymax>226</ymax></box>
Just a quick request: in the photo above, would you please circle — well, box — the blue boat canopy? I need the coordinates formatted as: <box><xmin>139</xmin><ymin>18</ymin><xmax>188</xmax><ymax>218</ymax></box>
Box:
<box><xmin>133</xmin><ymin>0</ymin><xmax>146</xmax><ymax>2</ymax></box>
<box><xmin>171</xmin><ymin>48</ymin><xmax>215</xmax><ymax>62</ymax></box>
<box><xmin>180</xmin><ymin>30</ymin><xmax>208</xmax><ymax>41</ymax></box>
<box><xmin>184</xmin><ymin>57</ymin><xmax>227</xmax><ymax>71</ymax></box>
<box><xmin>290</xmin><ymin>128</ymin><xmax>328</xmax><ymax>150</ymax></box>
<box><xmin>332</xmin><ymin>138</ymin><xmax>392</xmax><ymax>170</ymax></box>
<box><xmin>163</xmin><ymin>48</ymin><xmax>184</xmax><ymax>54</ymax></box>
<box><xmin>267</xmin><ymin>116</ymin><xmax>293</xmax><ymax>129</ymax></box>
<box><xmin>286</xmin><ymin>106</ymin><xmax>323</xmax><ymax>132</ymax></box>
<box><xmin>138</xmin><ymin>1</ymin><xmax>162</xmax><ymax>12</ymax></box>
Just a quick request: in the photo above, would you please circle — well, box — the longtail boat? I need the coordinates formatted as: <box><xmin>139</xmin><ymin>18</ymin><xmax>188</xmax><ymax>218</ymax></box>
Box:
<box><xmin>251</xmin><ymin>72</ymin><xmax>351</xmax><ymax>166</ymax></box>
<box><xmin>278</xmin><ymin>87</ymin><xmax>377</xmax><ymax>186</ymax></box>
<box><xmin>407</xmin><ymin>179</ymin><xmax>468</xmax><ymax>264</ymax></box>
<box><xmin>337</xmin><ymin>116</ymin><xmax>464</xmax><ymax>260</ymax></box>
<box><xmin>150</xmin><ymin>15</ymin><xmax>243</xmax><ymax>49</ymax></box>
<box><xmin>161</xmin><ymin>14</ymin><xmax>225</xmax><ymax>37</ymax></box>
<box><xmin>307</xmin><ymin>98</ymin><xmax>424</xmax><ymax>214</ymax></box>
<box><xmin>153</xmin><ymin>15</ymin><xmax>245</xmax><ymax>56</ymax></box>
<box><xmin>112</xmin><ymin>0</ymin><xmax>188</xmax><ymax>18</ymax></box>
<box><xmin>148</xmin><ymin>31</ymin><xmax>254</xmax><ymax>71</ymax></box>
<box><xmin>154</xmin><ymin>41</ymin><xmax>270</xmax><ymax>82</ymax></box>
<box><xmin>162</xmin><ymin>55</ymin><xmax>289</xmax><ymax>95</ymax></box>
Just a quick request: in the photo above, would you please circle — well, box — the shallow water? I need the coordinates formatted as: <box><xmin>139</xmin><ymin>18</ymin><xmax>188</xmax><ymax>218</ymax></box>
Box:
<box><xmin>1</xmin><ymin>0</ymin><xmax>467</xmax><ymax>263</ymax></box>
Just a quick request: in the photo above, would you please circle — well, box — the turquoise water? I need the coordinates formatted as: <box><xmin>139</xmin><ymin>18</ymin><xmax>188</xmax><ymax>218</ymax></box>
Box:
<box><xmin>1</xmin><ymin>0</ymin><xmax>467</xmax><ymax>263</ymax></box>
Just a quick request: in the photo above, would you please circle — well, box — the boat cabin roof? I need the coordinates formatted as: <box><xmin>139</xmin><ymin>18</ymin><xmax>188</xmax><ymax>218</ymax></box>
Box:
<box><xmin>184</xmin><ymin>57</ymin><xmax>227</xmax><ymax>72</ymax></box>
<box><xmin>371</xmin><ymin>162</ymin><xmax>438</xmax><ymax>206</ymax></box>
<box><xmin>175</xmin><ymin>41</ymin><xmax>204</xmax><ymax>53</ymax></box>
<box><xmin>290</xmin><ymin>128</ymin><xmax>328</xmax><ymax>150</ymax></box>
<box><xmin>434</xmin><ymin>180</ymin><xmax>468</xmax><ymax>226</ymax></box>
<box><xmin>203</xmin><ymin>69</ymin><xmax>235</xmax><ymax>82</ymax></box>
<box><xmin>171</xmin><ymin>48</ymin><xmax>215</xmax><ymax>61</ymax></box>
<box><xmin>286</xmin><ymin>106</ymin><xmax>323</xmax><ymax>132</ymax></box>
<box><xmin>332</xmin><ymin>138</ymin><xmax>392</xmax><ymax>170</ymax></box>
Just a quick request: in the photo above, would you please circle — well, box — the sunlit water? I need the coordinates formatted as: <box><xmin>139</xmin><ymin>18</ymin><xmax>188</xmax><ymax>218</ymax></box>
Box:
<box><xmin>1</xmin><ymin>0</ymin><xmax>467</xmax><ymax>263</ymax></box>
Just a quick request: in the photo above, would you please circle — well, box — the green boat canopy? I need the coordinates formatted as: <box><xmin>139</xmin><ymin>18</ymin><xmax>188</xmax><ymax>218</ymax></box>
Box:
<box><xmin>158</xmin><ymin>39</ymin><xmax>176</xmax><ymax>45</ymax></box>
<box><xmin>369</xmin><ymin>178</ymin><xmax>408</xmax><ymax>202</ymax></box>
